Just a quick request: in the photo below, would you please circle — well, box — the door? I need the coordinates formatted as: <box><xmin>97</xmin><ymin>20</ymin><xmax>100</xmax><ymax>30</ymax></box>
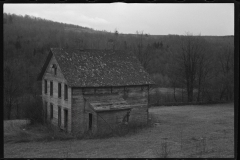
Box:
<box><xmin>64</xmin><ymin>109</ymin><xmax>68</xmax><ymax>130</ymax></box>
<box><xmin>89</xmin><ymin>113</ymin><xmax>92</xmax><ymax>130</ymax></box>
<box><xmin>58</xmin><ymin>107</ymin><xmax>61</xmax><ymax>127</ymax></box>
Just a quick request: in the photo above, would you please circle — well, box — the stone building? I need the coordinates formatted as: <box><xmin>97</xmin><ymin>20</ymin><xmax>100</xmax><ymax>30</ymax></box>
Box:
<box><xmin>37</xmin><ymin>48</ymin><xmax>154</xmax><ymax>135</ymax></box>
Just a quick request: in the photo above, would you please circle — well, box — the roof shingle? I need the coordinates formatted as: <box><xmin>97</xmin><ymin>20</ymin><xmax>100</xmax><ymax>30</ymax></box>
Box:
<box><xmin>41</xmin><ymin>48</ymin><xmax>154</xmax><ymax>87</ymax></box>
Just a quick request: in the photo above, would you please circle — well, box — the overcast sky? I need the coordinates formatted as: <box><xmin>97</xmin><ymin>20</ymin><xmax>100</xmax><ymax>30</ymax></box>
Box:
<box><xmin>4</xmin><ymin>3</ymin><xmax>234</xmax><ymax>36</ymax></box>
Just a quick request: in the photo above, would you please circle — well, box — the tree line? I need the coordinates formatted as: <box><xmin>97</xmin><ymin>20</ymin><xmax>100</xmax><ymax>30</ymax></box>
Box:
<box><xmin>4</xmin><ymin>13</ymin><xmax>234</xmax><ymax>120</ymax></box>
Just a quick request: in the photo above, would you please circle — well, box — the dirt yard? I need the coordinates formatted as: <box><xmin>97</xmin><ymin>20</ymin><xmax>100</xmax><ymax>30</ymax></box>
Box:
<box><xmin>4</xmin><ymin>103</ymin><xmax>234</xmax><ymax>158</ymax></box>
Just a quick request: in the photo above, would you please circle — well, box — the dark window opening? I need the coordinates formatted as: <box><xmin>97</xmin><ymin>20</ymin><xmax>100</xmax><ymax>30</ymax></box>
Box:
<box><xmin>44</xmin><ymin>80</ymin><xmax>47</xmax><ymax>94</ymax></box>
<box><xmin>58</xmin><ymin>106</ymin><xmax>61</xmax><ymax>127</ymax></box>
<box><xmin>64</xmin><ymin>109</ymin><xmax>68</xmax><ymax>130</ymax></box>
<box><xmin>58</xmin><ymin>83</ymin><xmax>61</xmax><ymax>98</ymax></box>
<box><xmin>44</xmin><ymin>102</ymin><xmax>48</xmax><ymax>120</ymax></box>
<box><xmin>64</xmin><ymin>84</ymin><xmax>68</xmax><ymax>100</ymax></box>
<box><xmin>89</xmin><ymin>113</ymin><xmax>92</xmax><ymax>130</ymax></box>
<box><xmin>54</xmin><ymin>68</ymin><xmax>57</xmax><ymax>75</ymax></box>
<box><xmin>52</xmin><ymin>64</ymin><xmax>57</xmax><ymax>75</ymax></box>
<box><xmin>50</xmin><ymin>104</ymin><xmax>53</xmax><ymax>120</ymax></box>
<box><xmin>50</xmin><ymin>81</ymin><xmax>53</xmax><ymax>96</ymax></box>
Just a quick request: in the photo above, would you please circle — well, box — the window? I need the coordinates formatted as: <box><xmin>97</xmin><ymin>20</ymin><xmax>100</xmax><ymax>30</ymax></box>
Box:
<box><xmin>58</xmin><ymin>83</ymin><xmax>61</xmax><ymax>98</ymax></box>
<box><xmin>64</xmin><ymin>109</ymin><xmax>68</xmax><ymax>129</ymax></box>
<box><xmin>52</xmin><ymin>64</ymin><xmax>57</xmax><ymax>75</ymax></box>
<box><xmin>64</xmin><ymin>84</ymin><xmax>68</xmax><ymax>100</ymax></box>
<box><xmin>44</xmin><ymin>80</ymin><xmax>47</xmax><ymax>94</ymax></box>
<box><xmin>44</xmin><ymin>102</ymin><xmax>48</xmax><ymax>120</ymax></box>
<box><xmin>50</xmin><ymin>104</ymin><xmax>53</xmax><ymax>120</ymax></box>
<box><xmin>50</xmin><ymin>81</ymin><xmax>53</xmax><ymax>96</ymax></box>
<box><xmin>89</xmin><ymin>113</ymin><xmax>92</xmax><ymax>130</ymax></box>
<box><xmin>58</xmin><ymin>106</ymin><xmax>61</xmax><ymax>127</ymax></box>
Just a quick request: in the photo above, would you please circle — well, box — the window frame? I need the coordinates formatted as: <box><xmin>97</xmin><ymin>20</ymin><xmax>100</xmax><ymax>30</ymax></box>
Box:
<box><xmin>58</xmin><ymin>106</ymin><xmax>61</xmax><ymax>127</ymax></box>
<box><xmin>58</xmin><ymin>83</ymin><xmax>62</xmax><ymax>98</ymax></box>
<box><xmin>52</xmin><ymin>64</ymin><xmax>57</xmax><ymax>76</ymax></box>
<box><xmin>64</xmin><ymin>84</ymin><xmax>68</xmax><ymax>100</ymax></box>
<box><xmin>50</xmin><ymin>104</ymin><xmax>53</xmax><ymax>120</ymax></box>
<box><xmin>44</xmin><ymin>101</ymin><xmax>48</xmax><ymax>120</ymax></box>
<box><xmin>50</xmin><ymin>81</ymin><xmax>53</xmax><ymax>96</ymax></box>
<box><xmin>44</xmin><ymin>80</ymin><xmax>47</xmax><ymax>94</ymax></box>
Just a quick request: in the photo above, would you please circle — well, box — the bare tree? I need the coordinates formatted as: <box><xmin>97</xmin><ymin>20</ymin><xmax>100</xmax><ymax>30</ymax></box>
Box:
<box><xmin>134</xmin><ymin>31</ymin><xmax>154</xmax><ymax>71</ymax></box>
<box><xmin>4</xmin><ymin>60</ymin><xmax>23</xmax><ymax>119</ymax></box>
<box><xmin>167</xmin><ymin>50</ymin><xmax>183</xmax><ymax>102</ymax></box>
<box><xmin>217</xmin><ymin>43</ymin><xmax>234</xmax><ymax>101</ymax></box>
<box><xmin>173</xmin><ymin>34</ymin><xmax>209</xmax><ymax>102</ymax></box>
<box><xmin>195</xmin><ymin>44</ymin><xmax>213</xmax><ymax>102</ymax></box>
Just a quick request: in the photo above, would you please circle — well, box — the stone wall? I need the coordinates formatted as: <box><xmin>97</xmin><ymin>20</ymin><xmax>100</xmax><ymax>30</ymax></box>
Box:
<box><xmin>97</xmin><ymin>110</ymin><xmax>130</xmax><ymax>134</ymax></box>
<box><xmin>42</xmin><ymin>55</ymin><xmax>72</xmax><ymax>132</ymax></box>
<box><xmin>82</xmin><ymin>86</ymin><xmax>149</xmax><ymax>125</ymax></box>
<box><xmin>41</xmin><ymin>55</ymin><xmax>150</xmax><ymax>135</ymax></box>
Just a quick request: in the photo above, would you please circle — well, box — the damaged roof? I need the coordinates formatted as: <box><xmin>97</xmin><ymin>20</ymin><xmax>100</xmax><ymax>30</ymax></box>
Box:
<box><xmin>38</xmin><ymin>48</ymin><xmax>154</xmax><ymax>87</ymax></box>
<box><xmin>84</xmin><ymin>94</ymin><xmax>132</xmax><ymax>112</ymax></box>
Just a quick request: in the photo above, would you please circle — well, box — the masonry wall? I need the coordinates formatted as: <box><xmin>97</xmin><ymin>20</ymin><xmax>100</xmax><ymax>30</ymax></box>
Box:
<box><xmin>42</xmin><ymin>55</ymin><xmax>72</xmax><ymax>132</ymax></box>
<box><xmin>82</xmin><ymin>85</ymin><xmax>149</xmax><ymax>125</ymax></box>
<box><xmin>41</xmin><ymin>56</ymin><xmax>150</xmax><ymax>135</ymax></box>
<box><xmin>97</xmin><ymin>110</ymin><xmax>130</xmax><ymax>134</ymax></box>
<box><xmin>70</xmin><ymin>85</ymin><xmax>149</xmax><ymax>135</ymax></box>
<box><xmin>71</xmin><ymin>88</ymin><xmax>98</xmax><ymax>135</ymax></box>
<box><xmin>115</xmin><ymin>86</ymin><xmax>149</xmax><ymax>124</ymax></box>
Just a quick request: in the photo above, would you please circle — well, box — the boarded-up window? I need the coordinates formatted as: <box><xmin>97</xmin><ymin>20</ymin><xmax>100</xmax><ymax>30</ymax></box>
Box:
<box><xmin>44</xmin><ymin>80</ymin><xmax>47</xmax><ymax>94</ymax></box>
<box><xmin>64</xmin><ymin>84</ymin><xmax>68</xmax><ymax>100</ymax></box>
<box><xmin>50</xmin><ymin>104</ymin><xmax>53</xmax><ymax>120</ymax></box>
<box><xmin>50</xmin><ymin>81</ymin><xmax>53</xmax><ymax>96</ymax></box>
<box><xmin>58</xmin><ymin>83</ymin><xmax>61</xmax><ymax>98</ymax></box>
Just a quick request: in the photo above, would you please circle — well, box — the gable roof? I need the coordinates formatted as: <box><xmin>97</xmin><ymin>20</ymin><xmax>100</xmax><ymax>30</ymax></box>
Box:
<box><xmin>38</xmin><ymin>48</ymin><xmax>154</xmax><ymax>87</ymax></box>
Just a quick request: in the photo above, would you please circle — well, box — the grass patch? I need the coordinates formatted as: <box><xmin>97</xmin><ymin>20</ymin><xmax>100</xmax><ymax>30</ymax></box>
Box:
<box><xmin>4</xmin><ymin>103</ymin><xmax>234</xmax><ymax>158</ymax></box>
<box><xmin>77</xmin><ymin>122</ymin><xmax>153</xmax><ymax>140</ymax></box>
<box><xmin>4</xmin><ymin>121</ymin><xmax>74</xmax><ymax>143</ymax></box>
<box><xmin>5</xmin><ymin>119</ymin><xmax>153</xmax><ymax>143</ymax></box>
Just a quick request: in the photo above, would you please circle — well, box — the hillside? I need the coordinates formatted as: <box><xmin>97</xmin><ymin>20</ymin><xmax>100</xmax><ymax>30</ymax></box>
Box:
<box><xmin>3</xmin><ymin>13</ymin><xmax>234</xmax><ymax>120</ymax></box>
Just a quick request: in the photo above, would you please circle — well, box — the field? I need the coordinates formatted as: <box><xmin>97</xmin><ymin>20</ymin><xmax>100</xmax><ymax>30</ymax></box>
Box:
<box><xmin>4</xmin><ymin>103</ymin><xmax>234</xmax><ymax>158</ymax></box>
<box><xmin>149</xmin><ymin>87</ymin><xmax>200</xmax><ymax>105</ymax></box>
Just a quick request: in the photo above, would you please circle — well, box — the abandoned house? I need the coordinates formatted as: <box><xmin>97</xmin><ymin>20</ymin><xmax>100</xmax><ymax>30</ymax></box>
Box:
<box><xmin>37</xmin><ymin>48</ymin><xmax>154</xmax><ymax>135</ymax></box>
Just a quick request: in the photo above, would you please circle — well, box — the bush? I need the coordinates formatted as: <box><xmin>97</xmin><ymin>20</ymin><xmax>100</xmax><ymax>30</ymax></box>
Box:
<box><xmin>24</xmin><ymin>95</ymin><xmax>44</xmax><ymax>125</ymax></box>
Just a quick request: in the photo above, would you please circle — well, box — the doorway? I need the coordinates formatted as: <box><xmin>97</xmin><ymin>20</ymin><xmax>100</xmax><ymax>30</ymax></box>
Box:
<box><xmin>89</xmin><ymin>113</ymin><xmax>92</xmax><ymax>130</ymax></box>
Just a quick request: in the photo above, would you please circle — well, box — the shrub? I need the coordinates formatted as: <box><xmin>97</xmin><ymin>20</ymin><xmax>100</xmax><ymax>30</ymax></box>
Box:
<box><xmin>24</xmin><ymin>95</ymin><xmax>44</xmax><ymax>125</ymax></box>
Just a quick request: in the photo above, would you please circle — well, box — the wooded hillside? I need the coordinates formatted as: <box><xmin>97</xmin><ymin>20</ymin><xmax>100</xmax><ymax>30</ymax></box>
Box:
<box><xmin>4</xmin><ymin>13</ymin><xmax>234</xmax><ymax>120</ymax></box>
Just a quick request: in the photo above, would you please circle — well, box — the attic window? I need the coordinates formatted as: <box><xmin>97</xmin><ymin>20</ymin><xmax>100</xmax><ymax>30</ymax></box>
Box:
<box><xmin>52</xmin><ymin>64</ymin><xmax>57</xmax><ymax>75</ymax></box>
